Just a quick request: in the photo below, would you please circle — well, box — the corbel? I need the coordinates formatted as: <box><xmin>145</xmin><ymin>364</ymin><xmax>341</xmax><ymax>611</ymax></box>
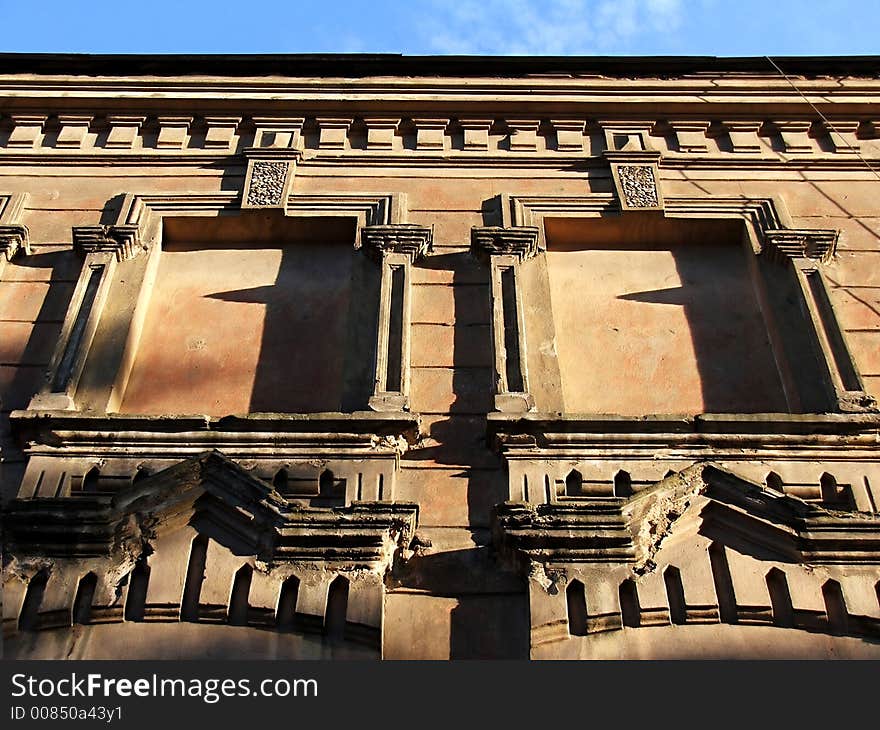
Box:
<box><xmin>362</xmin><ymin>118</ymin><xmax>400</xmax><ymax>150</ymax></box>
<box><xmin>203</xmin><ymin>116</ymin><xmax>242</xmax><ymax>150</ymax></box>
<box><xmin>240</xmin><ymin>147</ymin><xmax>300</xmax><ymax>212</ymax></box>
<box><xmin>410</xmin><ymin>118</ymin><xmax>449</xmax><ymax>150</ymax></box>
<box><xmin>55</xmin><ymin>115</ymin><xmax>93</xmax><ymax>149</ymax></box>
<box><xmin>763</xmin><ymin>227</ymin><xmax>874</xmax><ymax>413</ymax></box>
<box><xmin>773</xmin><ymin>120</ymin><xmax>815</xmax><ymax>154</ymax></box>
<box><xmin>315</xmin><ymin>118</ymin><xmax>353</xmax><ymax>150</ymax></box>
<box><xmin>0</xmin><ymin>192</ymin><xmax>30</xmax><ymax>277</ymax></box>
<box><xmin>821</xmin><ymin>120</ymin><xmax>861</xmax><ymax>154</ymax></box>
<box><xmin>251</xmin><ymin>116</ymin><xmax>305</xmax><ymax>150</ymax></box>
<box><xmin>550</xmin><ymin>120</ymin><xmax>587</xmax><ymax>152</ymax></box>
<box><xmin>718</xmin><ymin>121</ymin><xmax>764</xmax><ymax>154</ymax></box>
<box><xmin>7</xmin><ymin>115</ymin><xmax>47</xmax><ymax>149</ymax></box>
<box><xmin>361</xmin><ymin>224</ymin><xmax>432</xmax><ymax>412</ymax></box>
<box><xmin>665</xmin><ymin>119</ymin><xmax>711</xmax><ymax>154</ymax></box>
<box><xmin>471</xmin><ymin>226</ymin><xmax>540</xmax><ymax>413</ymax></box>
<box><xmin>458</xmin><ymin>119</ymin><xmax>494</xmax><ymax>151</ymax></box>
<box><xmin>104</xmin><ymin>115</ymin><xmax>146</xmax><ymax>149</ymax></box>
<box><xmin>155</xmin><ymin>116</ymin><xmax>193</xmax><ymax>149</ymax></box>
<box><xmin>506</xmin><ymin>119</ymin><xmax>541</xmax><ymax>151</ymax></box>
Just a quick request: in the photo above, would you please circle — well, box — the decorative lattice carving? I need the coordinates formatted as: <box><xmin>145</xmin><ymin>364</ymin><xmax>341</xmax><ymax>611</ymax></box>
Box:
<box><xmin>617</xmin><ymin>164</ymin><xmax>660</xmax><ymax>208</ymax></box>
<box><xmin>245</xmin><ymin>160</ymin><xmax>290</xmax><ymax>208</ymax></box>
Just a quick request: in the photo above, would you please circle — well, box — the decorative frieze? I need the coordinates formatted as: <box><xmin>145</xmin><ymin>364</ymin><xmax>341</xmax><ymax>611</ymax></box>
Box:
<box><xmin>55</xmin><ymin>115</ymin><xmax>93</xmax><ymax>149</ymax></box>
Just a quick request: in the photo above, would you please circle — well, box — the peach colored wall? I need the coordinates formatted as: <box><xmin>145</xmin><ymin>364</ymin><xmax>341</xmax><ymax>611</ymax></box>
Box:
<box><xmin>544</xmin><ymin>241</ymin><xmax>788</xmax><ymax>415</ymax></box>
<box><xmin>120</xmin><ymin>240</ymin><xmax>356</xmax><ymax>416</ymax></box>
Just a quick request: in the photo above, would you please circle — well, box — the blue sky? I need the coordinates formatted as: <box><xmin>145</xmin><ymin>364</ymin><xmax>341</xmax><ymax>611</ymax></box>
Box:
<box><xmin>0</xmin><ymin>0</ymin><xmax>876</xmax><ymax>56</ymax></box>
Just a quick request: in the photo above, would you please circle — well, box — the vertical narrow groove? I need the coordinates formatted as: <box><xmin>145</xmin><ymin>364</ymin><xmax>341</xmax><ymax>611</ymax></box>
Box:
<box><xmin>377</xmin><ymin>473</ymin><xmax>384</xmax><ymax>501</ymax></box>
<box><xmin>385</xmin><ymin>265</ymin><xmax>405</xmax><ymax>392</ymax></box>
<box><xmin>53</xmin><ymin>264</ymin><xmax>104</xmax><ymax>391</ymax></box>
<box><xmin>708</xmin><ymin>543</ymin><xmax>738</xmax><ymax>624</ymax></box>
<box><xmin>124</xmin><ymin>558</ymin><xmax>150</xmax><ymax>623</ymax></box>
<box><xmin>544</xmin><ymin>474</ymin><xmax>551</xmax><ymax>503</ymax></box>
<box><xmin>180</xmin><ymin>535</ymin><xmax>209</xmax><ymax>622</ymax></box>
<box><xmin>619</xmin><ymin>579</ymin><xmax>641</xmax><ymax>628</ymax></box>
<box><xmin>664</xmin><ymin>567</ymin><xmax>687</xmax><ymax>625</ymax></box>
<box><xmin>566</xmin><ymin>579</ymin><xmax>588</xmax><ymax>636</ymax></box>
<box><xmin>822</xmin><ymin>580</ymin><xmax>849</xmax><ymax>635</ymax></box>
<box><xmin>500</xmin><ymin>267</ymin><xmax>524</xmax><ymax>391</ymax></box>
<box><xmin>522</xmin><ymin>474</ymin><xmax>529</xmax><ymax>502</ymax></box>
<box><xmin>276</xmin><ymin>576</ymin><xmax>300</xmax><ymax>632</ymax></box>
<box><xmin>325</xmin><ymin>576</ymin><xmax>349</xmax><ymax>642</ymax></box>
<box><xmin>806</xmin><ymin>271</ymin><xmax>861</xmax><ymax>390</ymax></box>
<box><xmin>766</xmin><ymin>568</ymin><xmax>794</xmax><ymax>628</ymax></box>
<box><xmin>18</xmin><ymin>570</ymin><xmax>49</xmax><ymax>631</ymax></box>
<box><xmin>228</xmin><ymin>565</ymin><xmax>253</xmax><ymax>626</ymax></box>
<box><xmin>356</xmin><ymin>473</ymin><xmax>363</xmax><ymax>501</ymax></box>
<box><xmin>72</xmin><ymin>572</ymin><xmax>98</xmax><ymax>625</ymax></box>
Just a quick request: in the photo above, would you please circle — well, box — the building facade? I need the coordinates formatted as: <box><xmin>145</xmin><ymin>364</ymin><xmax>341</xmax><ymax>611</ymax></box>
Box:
<box><xmin>1</xmin><ymin>54</ymin><xmax>880</xmax><ymax>659</ymax></box>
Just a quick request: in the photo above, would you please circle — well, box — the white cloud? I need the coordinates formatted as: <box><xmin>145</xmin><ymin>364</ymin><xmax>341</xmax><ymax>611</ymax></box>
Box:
<box><xmin>420</xmin><ymin>0</ymin><xmax>683</xmax><ymax>55</ymax></box>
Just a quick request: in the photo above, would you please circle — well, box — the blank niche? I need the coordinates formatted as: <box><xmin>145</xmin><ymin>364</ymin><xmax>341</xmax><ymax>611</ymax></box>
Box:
<box><xmin>566</xmin><ymin>579</ymin><xmax>588</xmax><ymax>636</ymax></box>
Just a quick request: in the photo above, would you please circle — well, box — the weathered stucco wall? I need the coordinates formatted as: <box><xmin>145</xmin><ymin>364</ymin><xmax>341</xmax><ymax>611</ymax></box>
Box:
<box><xmin>1</xmin><ymin>57</ymin><xmax>880</xmax><ymax>659</ymax></box>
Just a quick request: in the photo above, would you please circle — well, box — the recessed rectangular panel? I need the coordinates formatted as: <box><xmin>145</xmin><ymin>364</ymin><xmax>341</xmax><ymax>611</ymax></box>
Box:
<box><xmin>120</xmin><ymin>225</ymin><xmax>361</xmax><ymax>415</ymax></box>
<box><xmin>542</xmin><ymin>219</ymin><xmax>788</xmax><ymax>415</ymax></box>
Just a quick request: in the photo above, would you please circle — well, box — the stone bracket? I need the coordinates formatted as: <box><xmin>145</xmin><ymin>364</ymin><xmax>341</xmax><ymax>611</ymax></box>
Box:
<box><xmin>72</xmin><ymin>224</ymin><xmax>144</xmax><ymax>261</ymax></box>
<box><xmin>763</xmin><ymin>229</ymin><xmax>838</xmax><ymax>264</ymax></box>
<box><xmin>471</xmin><ymin>226</ymin><xmax>540</xmax><ymax>261</ymax></box>
<box><xmin>361</xmin><ymin>224</ymin><xmax>432</xmax><ymax>261</ymax></box>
